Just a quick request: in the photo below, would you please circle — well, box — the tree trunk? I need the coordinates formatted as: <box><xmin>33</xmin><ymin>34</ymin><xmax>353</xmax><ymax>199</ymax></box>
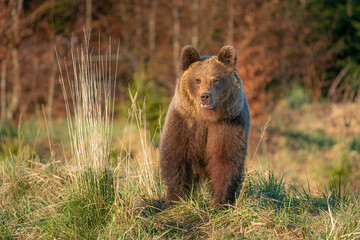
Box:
<box><xmin>148</xmin><ymin>0</ymin><xmax>156</xmax><ymax>53</ymax></box>
<box><xmin>119</xmin><ymin>2</ymin><xmax>129</xmax><ymax>50</ymax></box>
<box><xmin>85</xmin><ymin>0</ymin><xmax>92</xmax><ymax>31</ymax></box>
<box><xmin>7</xmin><ymin>49</ymin><xmax>20</xmax><ymax>120</ymax></box>
<box><xmin>227</xmin><ymin>0</ymin><xmax>234</xmax><ymax>45</ymax></box>
<box><xmin>47</xmin><ymin>0</ymin><xmax>56</xmax><ymax>129</ymax></box>
<box><xmin>191</xmin><ymin>0</ymin><xmax>199</xmax><ymax>48</ymax></box>
<box><xmin>173</xmin><ymin>0</ymin><xmax>182</xmax><ymax>77</ymax></box>
<box><xmin>7</xmin><ymin>0</ymin><xmax>23</xmax><ymax>121</ymax></box>
<box><xmin>47</xmin><ymin>48</ymin><xmax>56</xmax><ymax>129</ymax></box>
<box><xmin>280</xmin><ymin>0</ymin><xmax>290</xmax><ymax>87</ymax></box>
<box><xmin>135</xmin><ymin>0</ymin><xmax>143</xmax><ymax>73</ymax></box>
<box><xmin>1</xmin><ymin>58</ymin><xmax>6</xmax><ymax>124</ymax></box>
<box><xmin>135</xmin><ymin>0</ymin><xmax>143</xmax><ymax>49</ymax></box>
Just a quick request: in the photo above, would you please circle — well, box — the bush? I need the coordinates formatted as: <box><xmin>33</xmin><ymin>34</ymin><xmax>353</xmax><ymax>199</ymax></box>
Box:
<box><xmin>350</xmin><ymin>137</ymin><xmax>360</xmax><ymax>153</ymax></box>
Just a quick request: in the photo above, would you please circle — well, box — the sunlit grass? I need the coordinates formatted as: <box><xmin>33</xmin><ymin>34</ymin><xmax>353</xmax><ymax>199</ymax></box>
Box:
<box><xmin>1</xmin><ymin>137</ymin><xmax>359</xmax><ymax>238</ymax></box>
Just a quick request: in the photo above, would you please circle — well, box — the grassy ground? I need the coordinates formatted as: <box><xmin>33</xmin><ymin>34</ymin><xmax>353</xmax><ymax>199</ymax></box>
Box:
<box><xmin>251</xmin><ymin>95</ymin><xmax>360</xmax><ymax>193</ymax></box>
<box><xmin>1</xmin><ymin>43</ymin><xmax>359</xmax><ymax>239</ymax></box>
<box><xmin>1</xmin><ymin>99</ymin><xmax>360</xmax><ymax>239</ymax></box>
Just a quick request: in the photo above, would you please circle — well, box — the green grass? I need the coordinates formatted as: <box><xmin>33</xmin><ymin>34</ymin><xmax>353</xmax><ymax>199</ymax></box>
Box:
<box><xmin>44</xmin><ymin>169</ymin><xmax>115</xmax><ymax>239</ymax></box>
<box><xmin>1</xmin><ymin>145</ymin><xmax>359</xmax><ymax>239</ymax></box>
<box><xmin>1</xmin><ymin>101</ymin><xmax>359</xmax><ymax>239</ymax></box>
<box><xmin>253</xmin><ymin>99</ymin><xmax>360</xmax><ymax>194</ymax></box>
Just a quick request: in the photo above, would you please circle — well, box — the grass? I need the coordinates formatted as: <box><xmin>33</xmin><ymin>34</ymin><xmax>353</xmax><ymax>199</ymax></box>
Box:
<box><xmin>252</xmin><ymin>96</ymin><xmax>360</xmax><ymax>192</ymax></box>
<box><xmin>1</xmin><ymin>146</ymin><xmax>359</xmax><ymax>239</ymax></box>
<box><xmin>1</xmin><ymin>99</ymin><xmax>359</xmax><ymax>239</ymax></box>
<box><xmin>1</xmin><ymin>37</ymin><xmax>359</xmax><ymax>239</ymax></box>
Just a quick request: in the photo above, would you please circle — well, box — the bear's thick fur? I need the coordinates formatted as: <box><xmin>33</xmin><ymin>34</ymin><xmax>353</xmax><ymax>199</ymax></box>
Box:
<box><xmin>160</xmin><ymin>45</ymin><xmax>250</xmax><ymax>206</ymax></box>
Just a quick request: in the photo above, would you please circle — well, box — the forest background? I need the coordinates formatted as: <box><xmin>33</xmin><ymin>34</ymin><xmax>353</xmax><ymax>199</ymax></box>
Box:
<box><xmin>1</xmin><ymin>0</ymin><xmax>360</xmax><ymax>238</ymax></box>
<box><xmin>1</xmin><ymin>0</ymin><xmax>360</xmax><ymax>123</ymax></box>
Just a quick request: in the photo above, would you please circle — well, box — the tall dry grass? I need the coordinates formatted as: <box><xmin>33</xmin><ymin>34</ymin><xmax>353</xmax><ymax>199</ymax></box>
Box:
<box><xmin>57</xmin><ymin>32</ymin><xmax>118</xmax><ymax>172</ymax></box>
<box><xmin>54</xmin><ymin>33</ymin><xmax>164</xmax><ymax>238</ymax></box>
<box><xmin>53</xmin><ymin>33</ymin><xmax>122</xmax><ymax>238</ymax></box>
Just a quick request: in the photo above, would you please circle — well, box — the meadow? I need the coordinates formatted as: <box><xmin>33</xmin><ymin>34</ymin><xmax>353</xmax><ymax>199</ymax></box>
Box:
<box><xmin>1</xmin><ymin>93</ymin><xmax>360</xmax><ymax>239</ymax></box>
<box><xmin>1</xmin><ymin>40</ymin><xmax>360</xmax><ymax>239</ymax></box>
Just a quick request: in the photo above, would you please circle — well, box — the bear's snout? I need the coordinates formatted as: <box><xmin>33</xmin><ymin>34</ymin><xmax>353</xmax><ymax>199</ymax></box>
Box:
<box><xmin>200</xmin><ymin>93</ymin><xmax>212</xmax><ymax>103</ymax></box>
<box><xmin>200</xmin><ymin>93</ymin><xmax>214</xmax><ymax>109</ymax></box>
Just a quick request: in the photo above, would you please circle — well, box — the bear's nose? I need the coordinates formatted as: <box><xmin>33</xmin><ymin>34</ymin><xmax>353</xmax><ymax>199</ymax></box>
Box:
<box><xmin>200</xmin><ymin>93</ymin><xmax>212</xmax><ymax>104</ymax></box>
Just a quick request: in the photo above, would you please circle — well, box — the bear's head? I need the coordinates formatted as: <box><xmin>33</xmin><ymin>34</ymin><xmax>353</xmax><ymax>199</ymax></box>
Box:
<box><xmin>175</xmin><ymin>45</ymin><xmax>245</xmax><ymax>122</ymax></box>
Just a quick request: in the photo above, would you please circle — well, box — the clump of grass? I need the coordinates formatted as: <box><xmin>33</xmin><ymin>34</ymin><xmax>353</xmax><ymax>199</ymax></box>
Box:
<box><xmin>57</xmin><ymin>32</ymin><xmax>118</xmax><ymax>171</ymax></box>
<box><xmin>57</xmin><ymin>31</ymin><xmax>118</xmax><ymax>193</ymax></box>
<box><xmin>48</xmin><ymin>169</ymin><xmax>115</xmax><ymax>239</ymax></box>
<box><xmin>54</xmin><ymin>32</ymin><xmax>119</xmax><ymax>238</ymax></box>
<box><xmin>245</xmin><ymin>170</ymin><xmax>287</xmax><ymax>207</ymax></box>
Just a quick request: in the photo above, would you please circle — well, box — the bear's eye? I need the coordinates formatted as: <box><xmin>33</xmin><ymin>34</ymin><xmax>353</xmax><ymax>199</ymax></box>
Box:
<box><xmin>195</xmin><ymin>79</ymin><xmax>201</xmax><ymax>84</ymax></box>
<box><xmin>213</xmin><ymin>79</ymin><xmax>219</xmax><ymax>84</ymax></box>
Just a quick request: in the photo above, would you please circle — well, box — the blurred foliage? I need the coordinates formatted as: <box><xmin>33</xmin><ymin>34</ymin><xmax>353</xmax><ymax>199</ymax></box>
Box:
<box><xmin>350</xmin><ymin>137</ymin><xmax>360</xmax><ymax>153</ymax></box>
<box><xmin>308</xmin><ymin>0</ymin><xmax>360</xmax><ymax>99</ymax></box>
<box><xmin>258</xmin><ymin>0</ymin><xmax>360</xmax><ymax>102</ymax></box>
<box><xmin>116</xmin><ymin>64</ymin><xmax>168</xmax><ymax>143</ymax></box>
<box><xmin>315</xmin><ymin>0</ymin><xmax>360</xmax><ymax>66</ymax></box>
<box><xmin>1</xmin><ymin>0</ymin><xmax>360</xmax><ymax>127</ymax></box>
<box><xmin>51</xmin><ymin>1</ymin><xmax>77</xmax><ymax>35</ymax></box>
<box><xmin>326</xmin><ymin>146</ymin><xmax>354</xmax><ymax>190</ymax></box>
<box><xmin>284</xmin><ymin>84</ymin><xmax>310</xmax><ymax>109</ymax></box>
<box><xmin>0</xmin><ymin>123</ymin><xmax>19</xmax><ymax>157</ymax></box>
<box><xmin>0</xmin><ymin>123</ymin><xmax>18</xmax><ymax>138</ymax></box>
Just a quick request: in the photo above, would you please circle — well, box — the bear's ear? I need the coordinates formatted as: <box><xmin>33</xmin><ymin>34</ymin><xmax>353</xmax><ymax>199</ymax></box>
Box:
<box><xmin>217</xmin><ymin>45</ymin><xmax>237</xmax><ymax>69</ymax></box>
<box><xmin>181</xmin><ymin>45</ymin><xmax>200</xmax><ymax>71</ymax></box>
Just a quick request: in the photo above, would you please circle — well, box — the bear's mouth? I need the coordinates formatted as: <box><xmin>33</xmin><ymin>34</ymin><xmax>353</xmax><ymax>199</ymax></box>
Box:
<box><xmin>200</xmin><ymin>103</ymin><xmax>214</xmax><ymax>109</ymax></box>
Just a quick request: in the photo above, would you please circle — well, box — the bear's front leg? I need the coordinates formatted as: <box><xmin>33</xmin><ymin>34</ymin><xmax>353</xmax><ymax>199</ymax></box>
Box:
<box><xmin>160</xmin><ymin>108</ymin><xmax>196</xmax><ymax>206</ymax></box>
<box><xmin>207</xmin><ymin>158</ymin><xmax>243</xmax><ymax>205</ymax></box>
<box><xmin>162</xmin><ymin>158</ymin><xmax>194</xmax><ymax>206</ymax></box>
<box><xmin>206</xmin><ymin>123</ymin><xmax>247</xmax><ymax>205</ymax></box>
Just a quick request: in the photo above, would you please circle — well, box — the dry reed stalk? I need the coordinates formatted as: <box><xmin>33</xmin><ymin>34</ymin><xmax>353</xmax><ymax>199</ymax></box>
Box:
<box><xmin>56</xmin><ymin>32</ymin><xmax>118</xmax><ymax>172</ymax></box>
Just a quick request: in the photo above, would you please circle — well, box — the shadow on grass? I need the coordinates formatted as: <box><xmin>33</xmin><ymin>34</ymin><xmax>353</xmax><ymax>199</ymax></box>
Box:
<box><xmin>283</xmin><ymin>129</ymin><xmax>336</xmax><ymax>150</ymax></box>
<box><xmin>139</xmin><ymin>196</ymin><xmax>216</xmax><ymax>239</ymax></box>
<box><xmin>140</xmin><ymin>199</ymin><xmax>167</xmax><ymax>217</ymax></box>
<box><xmin>244</xmin><ymin>170</ymin><xmax>352</xmax><ymax>214</ymax></box>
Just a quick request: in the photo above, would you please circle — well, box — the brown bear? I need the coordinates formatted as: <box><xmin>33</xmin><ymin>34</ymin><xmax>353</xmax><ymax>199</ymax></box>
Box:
<box><xmin>160</xmin><ymin>45</ymin><xmax>250</xmax><ymax>206</ymax></box>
